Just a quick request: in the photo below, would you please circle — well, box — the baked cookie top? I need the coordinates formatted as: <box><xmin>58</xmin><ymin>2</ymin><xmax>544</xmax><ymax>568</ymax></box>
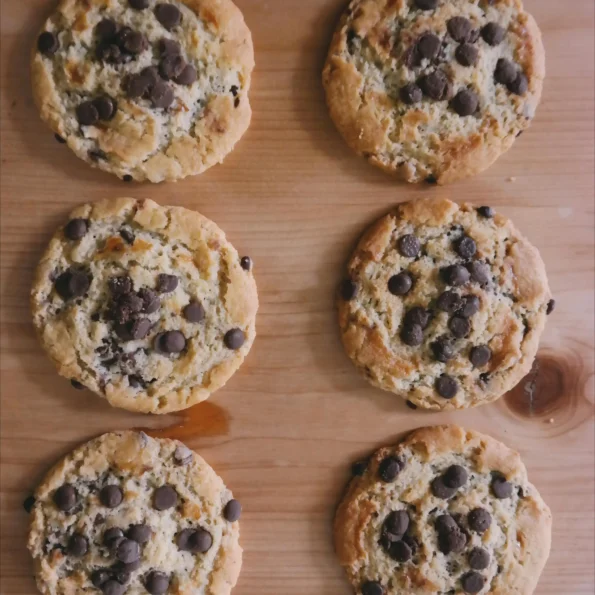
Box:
<box><xmin>31</xmin><ymin>198</ymin><xmax>258</xmax><ymax>414</ymax></box>
<box><xmin>31</xmin><ymin>0</ymin><xmax>254</xmax><ymax>182</ymax></box>
<box><xmin>27</xmin><ymin>431</ymin><xmax>243</xmax><ymax>595</ymax></box>
<box><xmin>338</xmin><ymin>198</ymin><xmax>553</xmax><ymax>410</ymax></box>
<box><xmin>323</xmin><ymin>0</ymin><xmax>545</xmax><ymax>184</ymax></box>
<box><xmin>335</xmin><ymin>425</ymin><xmax>552</xmax><ymax>595</ymax></box>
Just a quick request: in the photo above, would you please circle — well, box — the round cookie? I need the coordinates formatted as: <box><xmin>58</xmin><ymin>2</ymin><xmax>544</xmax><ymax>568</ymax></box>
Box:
<box><xmin>31</xmin><ymin>0</ymin><xmax>254</xmax><ymax>182</ymax></box>
<box><xmin>338</xmin><ymin>197</ymin><xmax>553</xmax><ymax>410</ymax></box>
<box><xmin>27</xmin><ymin>431</ymin><xmax>243</xmax><ymax>595</ymax></box>
<box><xmin>322</xmin><ymin>0</ymin><xmax>545</xmax><ymax>184</ymax></box>
<box><xmin>31</xmin><ymin>198</ymin><xmax>258</xmax><ymax>414</ymax></box>
<box><xmin>335</xmin><ymin>425</ymin><xmax>552</xmax><ymax>595</ymax></box>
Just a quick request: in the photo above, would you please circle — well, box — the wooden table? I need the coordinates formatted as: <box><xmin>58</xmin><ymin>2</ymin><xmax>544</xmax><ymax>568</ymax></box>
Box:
<box><xmin>1</xmin><ymin>0</ymin><xmax>594</xmax><ymax>593</ymax></box>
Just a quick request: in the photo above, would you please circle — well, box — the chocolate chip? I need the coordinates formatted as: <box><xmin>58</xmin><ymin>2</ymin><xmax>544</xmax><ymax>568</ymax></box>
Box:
<box><xmin>508</xmin><ymin>72</ymin><xmax>528</xmax><ymax>95</ymax></box>
<box><xmin>462</xmin><ymin>571</ymin><xmax>485</xmax><ymax>594</ymax></box>
<box><xmin>406</xmin><ymin>400</ymin><xmax>418</xmax><ymax>410</ymax></box>
<box><xmin>100</xmin><ymin>485</ymin><xmax>123</xmax><ymax>508</ymax></box>
<box><xmin>378</xmin><ymin>456</ymin><xmax>405</xmax><ymax>482</ymax></box>
<box><xmin>128</xmin><ymin>375</ymin><xmax>144</xmax><ymax>388</ymax></box>
<box><xmin>470</xmin><ymin>345</ymin><xmax>491</xmax><ymax>367</ymax></box>
<box><xmin>55</xmin><ymin>269</ymin><xmax>91</xmax><ymax>300</ymax></box>
<box><xmin>67</xmin><ymin>533</ymin><xmax>88</xmax><ymax>556</ymax></box>
<box><xmin>468</xmin><ymin>508</ymin><xmax>491</xmax><ymax>533</ymax></box>
<box><xmin>438</xmin><ymin>525</ymin><xmax>467</xmax><ymax>553</ymax></box>
<box><xmin>459</xmin><ymin>295</ymin><xmax>480</xmax><ymax>318</ymax></box>
<box><xmin>399</xmin><ymin>83</ymin><xmax>422</xmax><ymax>105</ymax></box>
<box><xmin>414</xmin><ymin>0</ymin><xmax>438</xmax><ymax>8</ymax></box>
<box><xmin>456</xmin><ymin>235</ymin><xmax>477</xmax><ymax>258</ymax></box>
<box><xmin>435</xmin><ymin>374</ymin><xmax>458</xmax><ymax>399</ymax></box>
<box><xmin>153</xmin><ymin>485</ymin><xmax>177</xmax><ymax>510</ymax></box>
<box><xmin>469</xmin><ymin>547</ymin><xmax>490</xmax><ymax>570</ymax></box>
<box><xmin>176</xmin><ymin>528</ymin><xmax>195</xmax><ymax>551</ymax></box>
<box><xmin>401</xmin><ymin>323</ymin><xmax>423</xmax><ymax>346</ymax></box>
<box><xmin>138</xmin><ymin>289</ymin><xmax>160</xmax><ymax>314</ymax></box>
<box><xmin>96</xmin><ymin>42</ymin><xmax>123</xmax><ymax>63</ymax></box>
<box><xmin>437</xmin><ymin>291</ymin><xmax>462</xmax><ymax>313</ymax></box>
<box><xmin>65</xmin><ymin>218</ymin><xmax>89</xmax><ymax>240</ymax></box>
<box><xmin>155</xmin><ymin>331</ymin><xmax>186</xmax><ymax>354</ymax></box>
<box><xmin>388</xmin><ymin>540</ymin><xmax>412</xmax><ymax>562</ymax></box>
<box><xmin>160</xmin><ymin>54</ymin><xmax>186</xmax><ymax>80</ymax></box>
<box><xmin>432</xmin><ymin>339</ymin><xmax>455</xmax><ymax>362</ymax></box>
<box><xmin>467</xmin><ymin>261</ymin><xmax>490</xmax><ymax>285</ymax></box>
<box><xmin>388</xmin><ymin>272</ymin><xmax>413</xmax><ymax>295</ymax></box>
<box><xmin>54</xmin><ymin>484</ymin><xmax>77</xmax><ymax>511</ymax></box>
<box><xmin>426</xmin><ymin>174</ymin><xmax>437</xmax><ymax>184</ymax></box>
<box><xmin>23</xmin><ymin>495</ymin><xmax>36</xmax><ymax>513</ymax></box>
<box><xmin>442</xmin><ymin>264</ymin><xmax>470</xmax><ymax>286</ymax></box>
<box><xmin>183</xmin><ymin>301</ymin><xmax>205</xmax><ymax>323</ymax></box>
<box><xmin>175</xmin><ymin>64</ymin><xmax>197</xmax><ymax>86</ymax></box>
<box><xmin>224</xmin><ymin>499</ymin><xmax>242</xmax><ymax>522</ymax></box>
<box><xmin>340</xmin><ymin>279</ymin><xmax>358</xmax><ymax>300</ymax></box>
<box><xmin>123</xmin><ymin>175</ymin><xmax>133</xmax><ymax>182</ymax></box>
<box><xmin>71</xmin><ymin>379</ymin><xmax>85</xmax><ymax>390</ymax></box>
<box><xmin>384</xmin><ymin>510</ymin><xmax>409</xmax><ymax>539</ymax></box>
<box><xmin>398</xmin><ymin>234</ymin><xmax>421</xmax><ymax>257</ymax></box>
<box><xmin>145</xmin><ymin>571</ymin><xmax>170</xmax><ymax>595</ymax></box>
<box><xmin>127</xmin><ymin>318</ymin><xmax>150</xmax><ymax>340</ymax></box>
<box><xmin>443</xmin><ymin>465</ymin><xmax>468</xmax><ymax>488</ymax></box>
<box><xmin>119</xmin><ymin>228</ymin><xmax>135</xmax><ymax>244</ymax></box>
<box><xmin>159</xmin><ymin>38</ymin><xmax>181</xmax><ymax>55</ymax></box>
<box><xmin>451</xmin><ymin>89</ymin><xmax>479</xmax><ymax>116</ymax></box>
<box><xmin>448</xmin><ymin>17</ymin><xmax>473</xmax><ymax>42</ymax></box>
<box><xmin>491</xmin><ymin>476</ymin><xmax>513</xmax><ymax>499</ymax></box>
<box><xmin>113</xmin><ymin>568</ymin><xmax>131</xmax><ymax>585</ymax></box>
<box><xmin>155</xmin><ymin>3</ymin><xmax>182</xmax><ymax>29</ymax></box>
<box><xmin>173</xmin><ymin>444</ymin><xmax>193</xmax><ymax>465</ymax></box>
<box><xmin>240</xmin><ymin>256</ymin><xmax>252</xmax><ymax>271</ymax></box>
<box><xmin>148</xmin><ymin>79</ymin><xmax>175</xmax><ymax>108</ymax></box>
<box><xmin>95</xmin><ymin>18</ymin><xmax>117</xmax><ymax>39</ymax></box>
<box><xmin>89</xmin><ymin>149</ymin><xmax>108</xmax><ymax>161</ymax></box>
<box><xmin>419</xmin><ymin>70</ymin><xmax>451</xmax><ymax>100</ymax></box>
<box><xmin>38</xmin><ymin>32</ymin><xmax>59</xmax><ymax>56</ymax></box>
<box><xmin>481</xmin><ymin>22</ymin><xmax>506</xmax><ymax>46</ymax></box>
<box><xmin>55</xmin><ymin>133</ymin><xmax>67</xmax><ymax>143</ymax></box>
<box><xmin>477</xmin><ymin>206</ymin><xmax>495</xmax><ymax>218</ymax></box>
<box><xmin>129</xmin><ymin>0</ymin><xmax>150</xmax><ymax>8</ymax></box>
<box><xmin>404</xmin><ymin>307</ymin><xmax>431</xmax><ymax>329</ymax></box>
<box><xmin>93</xmin><ymin>96</ymin><xmax>117</xmax><ymax>121</ymax></box>
<box><xmin>101</xmin><ymin>579</ymin><xmax>125</xmax><ymax>595</ymax></box>
<box><xmin>92</xmin><ymin>569</ymin><xmax>111</xmax><ymax>588</ymax></box>
<box><xmin>224</xmin><ymin>328</ymin><xmax>245</xmax><ymax>350</ymax></box>
<box><xmin>417</xmin><ymin>33</ymin><xmax>441</xmax><ymax>60</ymax></box>
<box><xmin>351</xmin><ymin>458</ymin><xmax>369</xmax><ymax>476</ymax></box>
<box><xmin>449</xmin><ymin>316</ymin><xmax>470</xmax><ymax>338</ymax></box>
<box><xmin>104</xmin><ymin>527</ymin><xmax>124</xmax><ymax>546</ymax></box>
<box><xmin>125</xmin><ymin>72</ymin><xmax>150</xmax><ymax>99</ymax></box>
<box><xmin>76</xmin><ymin>101</ymin><xmax>99</xmax><ymax>126</ymax></box>
<box><xmin>455</xmin><ymin>43</ymin><xmax>479</xmax><ymax>66</ymax></box>
<box><xmin>115</xmin><ymin>538</ymin><xmax>140</xmax><ymax>563</ymax></box>
<box><xmin>494</xmin><ymin>58</ymin><xmax>517</xmax><ymax>85</ymax></box>
<box><xmin>156</xmin><ymin>274</ymin><xmax>178</xmax><ymax>293</ymax></box>
<box><xmin>435</xmin><ymin>513</ymin><xmax>458</xmax><ymax>534</ymax></box>
<box><xmin>546</xmin><ymin>299</ymin><xmax>556</xmax><ymax>315</ymax></box>
<box><xmin>189</xmin><ymin>528</ymin><xmax>213</xmax><ymax>553</ymax></box>
<box><xmin>361</xmin><ymin>581</ymin><xmax>384</xmax><ymax>595</ymax></box>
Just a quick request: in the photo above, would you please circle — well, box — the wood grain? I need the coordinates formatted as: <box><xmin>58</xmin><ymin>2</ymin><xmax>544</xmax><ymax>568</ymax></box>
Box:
<box><xmin>1</xmin><ymin>0</ymin><xmax>594</xmax><ymax>593</ymax></box>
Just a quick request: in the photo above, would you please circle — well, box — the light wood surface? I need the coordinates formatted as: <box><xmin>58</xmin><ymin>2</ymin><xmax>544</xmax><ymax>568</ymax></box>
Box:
<box><xmin>1</xmin><ymin>0</ymin><xmax>594</xmax><ymax>593</ymax></box>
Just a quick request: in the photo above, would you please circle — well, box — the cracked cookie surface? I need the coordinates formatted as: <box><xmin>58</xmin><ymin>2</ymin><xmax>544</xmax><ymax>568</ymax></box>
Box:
<box><xmin>322</xmin><ymin>0</ymin><xmax>545</xmax><ymax>184</ymax></box>
<box><xmin>31</xmin><ymin>198</ymin><xmax>258</xmax><ymax>414</ymax></box>
<box><xmin>338</xmin><ymin>197</ymin><xmax>552</xmax><ymax>410</ymax></box>
<box><xmin>32</xmin><ymin>0</ymin><xmax>254</xmax><ymax>182</ymax></box>
<box><xmin>27</xmin><ymin>431</ymin><xmax>243</xmax><ymax>595</ymax></box>
<box><xmin>335</xmin><ymin>425</ymin><xmax>552</xmax><ymax>595</ymax></box>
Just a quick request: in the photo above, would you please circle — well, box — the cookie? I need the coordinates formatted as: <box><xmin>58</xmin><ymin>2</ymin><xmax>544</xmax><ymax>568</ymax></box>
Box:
<box><xmin>31</xmin><ymin>198</ymin><xmax>258</xmax><ymax>414</ymax></box>
<box><xmin>338</xmin><ymin>198</ymin><xmax>553</xmax><ymax>410</ymax></box>
<box><xmin>335</xmin><ymin>425</ymin><xmax>552</xmax><ymax>595</ymax></box>
<box><xmin>27</xmin><ymin>431</ymin><xmax>242</xmax><ymax>595</ymax></box>
<box><xmin>31</xmin><ymin>0</ymin><xmax>254</xmax><ymax>182</ymax></box>
<box><xmin>322</xmin><ymin>0</ymin><xmax>545</xmax><ymax>184</ymax></box>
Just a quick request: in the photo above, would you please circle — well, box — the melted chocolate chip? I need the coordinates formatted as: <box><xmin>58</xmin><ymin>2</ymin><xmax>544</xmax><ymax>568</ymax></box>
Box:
<box><xmin>435</xmin><ymin>374</ymin><xmax>458</xmax><ymax>398</ymax></box>
<box><xmin>546</xmin><ymin>299</ymin><xmax>556</xmax><ymax>315</ymax></box>
<box><xmin>388</xmin><ymin>272</ymin><xmax>413</xmax><ymax>295</ymax></box>
<box><xmin>508</xmin><ymin>72</ymin><xmax>528</xmax><ymax>95</ymax></box>
<box><xmin>442</xmin><ymin>264</ymin><xmax>470</xmax><ymax>286</ymax></box>
<box><xmin>155</xmin><ymin>3</ymin><xmax>182</xmax><ymax>29</ymax></box>
<box><xmin>400</xmin><ymin>83</ymin><xmax>423</xmax><ymax>105</ymax></box>
<box><xmin>65</xmin><ymin>218</ymin><xmax>89</xmax><ymax>240</ymax></box>
<box><xmin>116</xmin><ymin>538</ymin><xmax>140</xmax><ymax>563</ymax></box>
<box><xmin>401</xmin><ymin>323</ymin><xmax>423</xmax><ymax>346</ymax></box>
<box><xmin>100</xmin><ymin>485</ymin><xmax>123</xmax><ymax>508</ymax></box>
<box><xmin>361</xmin><ymin>581</ymin><xmax>384</xmax><ymax>595</ymax></box>
<box><xmin>54</xmin><ymin>484</ymin><xmax>77</xmax><ymax>512</ymax></box>
<box><xmin>491</xmin><ymin>476</ymin><xmax>513</xmax><ymax>499</ymax></box>
<box><xmin>438</xmin><ymin>525</ymin><xmax>467</xmax><ymax>553</ymax></box>
<box><xmin>468</xmin><ymin>508</ymin><xmax>491</xmax><ymax>533</ymax></box>
<box><xmin>451</xmin><ymin>89</ymin><xmax>479</xmax><ymax>116</ymax></box>
<box><xmin>183</xmin><ymin>301</ymin><xmax>205</xmax><ymax>323</ymax></box>
<box><xmin>55</xmin><ymin>269</ymin><xmax>90</xmax><ymax>300</ymax></box>
<box><xmin>417</xmin><ymin>33</ymin><xmax>441</xmax><ymax>60</ymax></box>
<box><xmin>448</xmin><ymin>17</ymin><xmax>473</xmax><ymax>42</ymax></box>
<box><xmin>432</xmin><ymin>477</ymin><xmax>458</xmax><ymax>500</ymax></box>
<box><xmin>459</xmin><ymin>295</ymin><xmax>480</xmax><ymax>318</ymax></box>
<box><xmin>419</xmin><ymin>70</ymin><xmax>451</xmax><ymax>100</ymax></box>
<box><xmin>188</xmin><ymin>528</ymin><xmax>213</xmax><ymax>553</ymax></box>
<box><xmin>104</xmin><ymin>527</ymin><xmax>124</xmax><ymax>547</ymax></box>
<box><xmin>461</xmin><ymin>571</ymin><xmax>485</xmax><ymax>594</ymax></box>
<box><xmin>437</xmin><ymin>290</ymin><xmax>463</xmax><ymax>313</ymax></box>
<box><xmin>76</xmin><ymin>101</ymin><xmax>99</xmax><ymax>126</ymax></box>
<box><xmin>224</xmin><ymin>328</ymin><xmax>245</xmax><ymax>350</ymax></box>
<box><xmin>91</xmin><ymin>569</ymin><xmax>112</xmax><ymax>588</ymax></box>
<box><xmin>481</xmin><ymin>22</ymin><xmax>506</xmax><ymax>46</ymax></box>
<box><xmin>156</xmin><ymin>274</ymin><xmax>178</xmax><ymax>293</ymax></box>
<box><xmin>101</xmin><ymin>579</ymin><xmax>125</xmax><ymax>595</ymax></box>
<box><xmin>455</xmin><ymin>43</ymin><xmax>479</xmax><ymax>66</ymax></box>
<box><xmin>404</xmin><ymin>307</ymin><xmax>432</xmax><ymax>329</ymax></box>
<box><xmin>378</xmin><ymin>456</ymin><xmax>405</xmax><ymax>482</ymax></box>
<box><xmin>159</xmin><ymin>38</ymin><xmax>181</xmax><ymax>56</ymax></box>
<box><xmin>159</xmin><ymin>54</ymin><xmax>186</xmax><ymax>80</ymax></box>
<box><xmin>340</xmin><ymin>279</ymin><xmax>358</xmax><ymax>301</ymax></box>
<box><xmin>494</xmin><ymin>58</ymin><xmax>517</xmax><ymax>85</ymax></box>
<box><xmin>383</xmin><ymin>510</ymin><xmax>409</xmax><ymax>539</ymax></box>
<box><xmin>431</xmin><ymin>338</ymin><xmax>455</xmax><ymax>362</ymax></box>
<box><xmin>175</xmin><ymin>64</ymin><xmax>197</xmax><ymax>86</ymax></box>
<box><xmin>470</xmin><ymin>345</ymin><xmax>491</xmax><ymax>367</ymax></box>
<box><xmin>224</xmin><ymin>499</ymin><xmax>242</xmax><ymax>522</ymax></box>
<box><xmin>414</xmin><ymin>0</ymin><xmax>437</xmax><ymax>8</ymax></box>
<box><xmin>449</xmin><ymin>315</ymin><xmax>470</xmax><ymax>338</ymax></box>
<box><xmin>94</xmin><ymin>96</ymin><xmax>118</xmax><ymax>120</ymax></box>
<box><xmin>467</xmin><ymin>261</ymin><xmax>490</xmax><ymax>285</ymax></box>
<box><xmin>67</xmin><ymin>533</ymin><xmax>88</xmax><ymax>556</ymax></box>
<box><xmin>95</xmin><ymin>18</ymin><xmax>117</xmax><ymax>39</ymax></box>
<box><xmin>145</xmin><ymin>571</ymin><xmax>170</xmax><ymax>595</ymax></box>
<box><xmin>398</xmin><ymin>234</ymin><xmax>421</xmax><ymax>257</ymax></box>
<box><xmin>129</xmin><ymin>0</ymin><xmax>150</xmax><ymax>8</ymax></box>
<box><xmin>155</xmin><ymin>331</ymin><xmax>186</xmax><ymax>354</ymax></box>
<box><xmin>109</xmin><ymin>276</ymin><xmax>133</xmax><ymax>296</ymax></box>
<box><xmin>468</xmin><ymin>547</ymin><xmax>490</xmax><ymax>570</ymax></box>
<box><xmin>23</xmin><ymin>495</ymin><xmax>36</xmax><ymax>513</ymax></box>
<box><xmin>148</xmin><ymin>79</ymin><xmax>175</xmax><ymax>108</ymax></box>
<box><xmin>477</xmin><ymin>206</ymin><xmax>495</xmax><ymax>218</ymax></box>
<box><xmin>443</xmin><ymin>465</ymin><xmax>468</xmax><ymax>488</ymax></box>
<box><xmin>138</xmin><ymin>289</ymin><xmax>160</xmax><ymax>314</ymax></box>
<box><xmin>153</xmin><ymin>485</ymin><xmax>177</xmax><ymax>510</ymax></box>
<box><xmin>388</xmin><ymin>540</ymin><xmax>412</xmax><ymax>562</ymax></box>
<box><xmin>38</xmin><ymin>32</ymin><xmax>59</xmax><ymax>56</ymax></box>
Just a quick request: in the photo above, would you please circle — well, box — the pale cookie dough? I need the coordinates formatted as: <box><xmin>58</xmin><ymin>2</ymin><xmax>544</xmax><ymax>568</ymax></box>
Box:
<box><xmin>338</xmin><ymin>198</ymin><xmax>553</xmax><ymax>410</ymax></box>
<box><xmin>32</xmin><ymin>0</ymin><xmax>254</xmax><ymax>182</ymax></box>
<box><xmin>335</xmin><ymin>425</ymin><xmax>552</xmax><ymax>595</ymax></box>
<box><xmin>27</xmin><ymin>431</ymin><xmax>243</xmax><ymax>595</ymax></box>
<box><xmin>323</xmin><ymin>0</ymin><xmax>545</xmax><ymax>184</ymax></box>
<box><xmin>31</xmin><ymin>198</ymin><xmax>258</xmax><ymax>414</ymax></box>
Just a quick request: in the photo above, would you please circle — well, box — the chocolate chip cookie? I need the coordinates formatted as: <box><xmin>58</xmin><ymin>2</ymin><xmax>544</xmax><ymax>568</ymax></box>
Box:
<box><xmin>335</xmin><ymin>425</ymin><xmax>552</xmax><ymax>595</ymax></box>
<box><xmin>31</xmin><ymin>0</ymin><xmax>254</xmax><ymax>182</ymax></box>
<box><xmin>323</xmin><ymin>0</ymin><xmax>545</xmax><ymax>184</ymax></box>
<box><xmin>27</xmin><ymin>431</ymin><xmax>243</xmax><ymax>595</ymax></box>
<box><xmin>338</xmin><ymin>198</ymin><xmax>553</xmax><ymax>410</ymax></box>
<box><xmin>31</xmin><ymin>198</ymin><xmax>258</xmax><ymax>414</ymax></box>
